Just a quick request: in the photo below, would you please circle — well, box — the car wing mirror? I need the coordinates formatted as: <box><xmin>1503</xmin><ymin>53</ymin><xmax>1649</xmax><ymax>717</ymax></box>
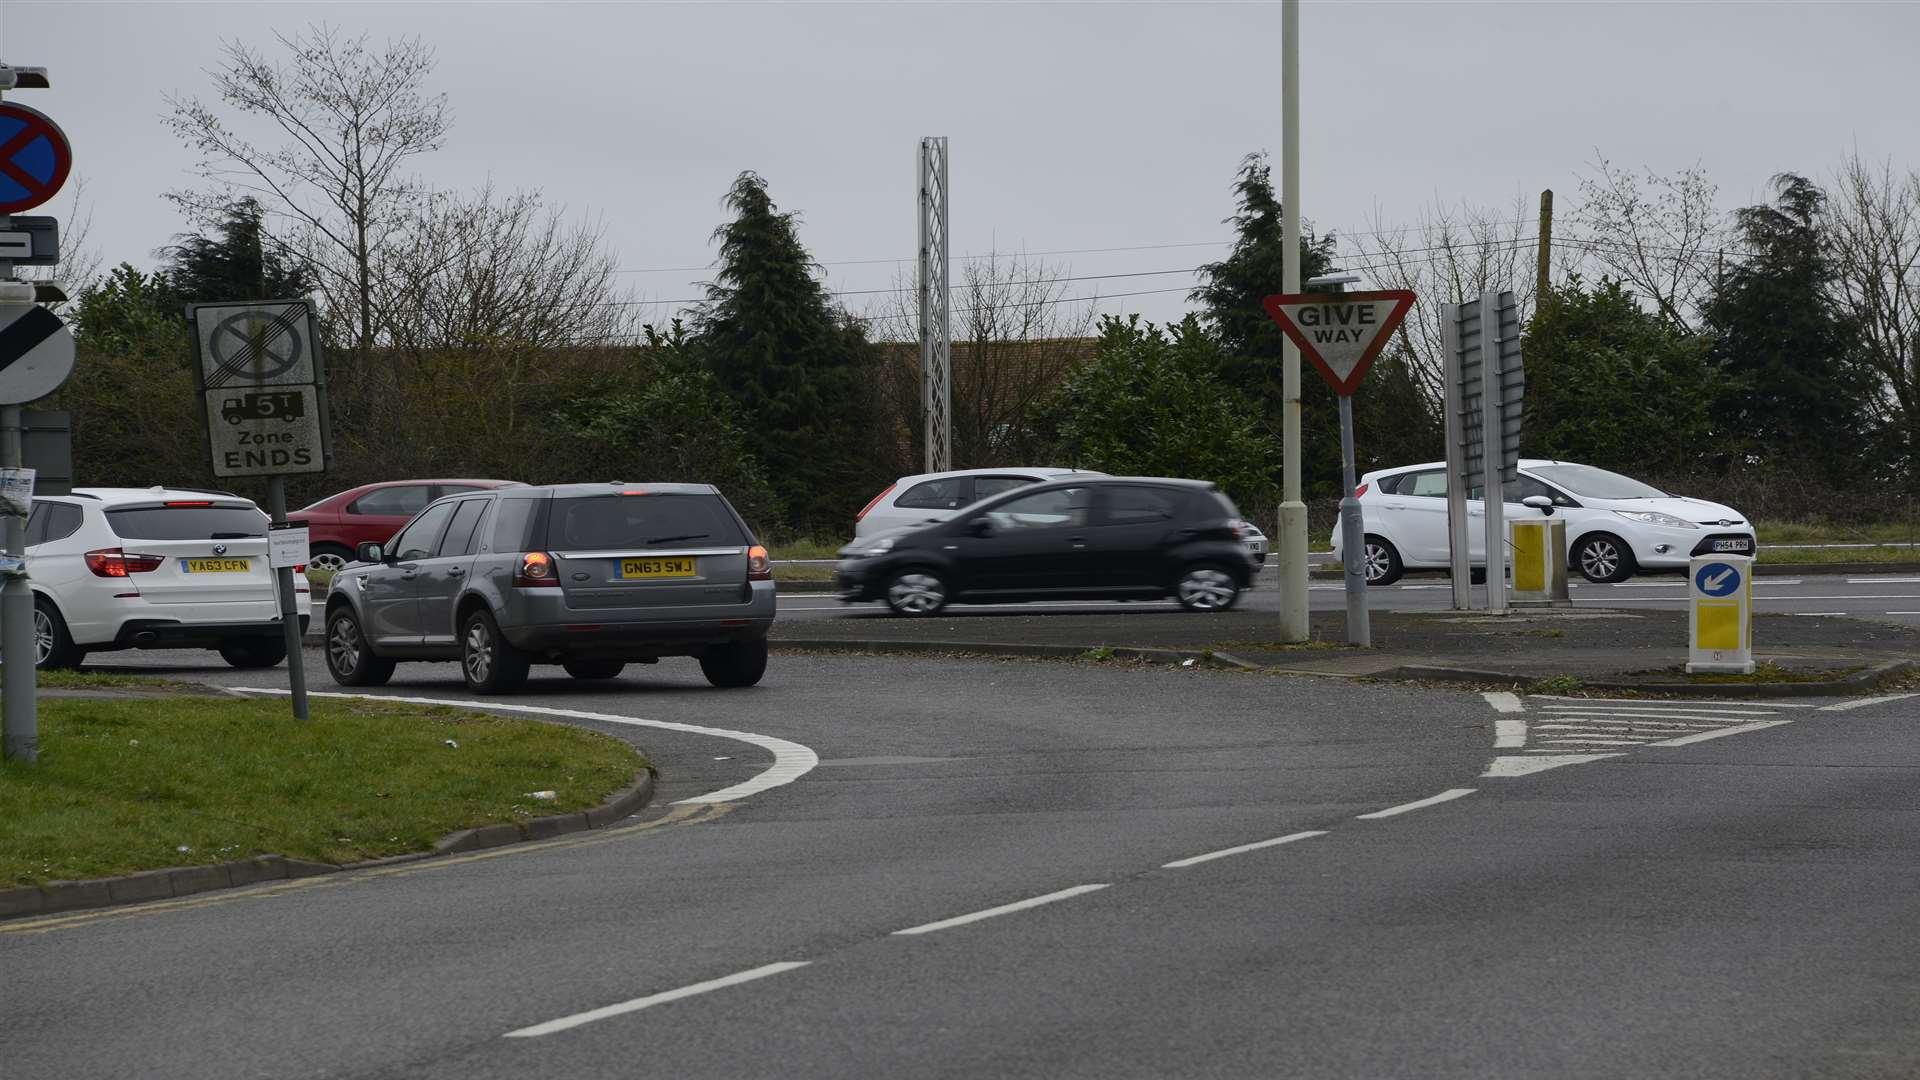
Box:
<box><xmin>1521</xmin><ymin>495</ymin><xmax>1555</xmax><ymax>516</ymax></box>
<box><xmin>356</xmin><ymin>541</ymin><xmax>386</xmax><ymax>563</ymax></box>
<box><xmin>966</xmin><ymin>516</ymin><xmax>993</xmax><ymax>538</ymax></box>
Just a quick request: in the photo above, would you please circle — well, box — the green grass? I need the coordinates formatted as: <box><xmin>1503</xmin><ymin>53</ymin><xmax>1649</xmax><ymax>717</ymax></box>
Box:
<box><xmin>1762</xmin><ymin>546</ymin><xmax>1920</xmax><ymax>565</ymax></box>
<box><xmin>0</xmin><ymin>669</ymin><xmax>189</xmax><ymax>690</ymax></box>
<box><xmin>1683</xmin><ymin>662</ymin><xmax>1865</xmax><ymax>685</ymax></box>
<box><xmin>774</xmin><ymin>563</ymin><xmax>835</xmax><ymax>583</ymax></box>
<box><xmin>770</xmin><ymin>539</ymin><xmax>844</xmax><ymax>561</ymax></box>
<box><xmin>305</xmin><ymin>567</ymin><xmax>336</xmax><ymax>590</ymax></box>
<box><xmin>0</xmin><ymin>696</ymin><xmax>647</xmax><ymax>887</ymax></box>
<box><xmin>1755</xmin><ymin>520</ymin><xmax>1920</xmax><ymax>546</ymax></box>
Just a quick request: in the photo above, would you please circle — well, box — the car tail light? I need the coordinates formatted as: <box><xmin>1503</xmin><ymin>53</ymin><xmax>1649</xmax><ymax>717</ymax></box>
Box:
<box><xmin>514</xmin><ymin>551</ymin><xmax>559</xmax><ymax>588</ymax></box>
<box><xmin>1354</xmin><ymin>483</ymin><xmax>1370</xmax><ymax>498</ymax></box>
<box><xmin>855</xmin><ymin>485</ymin><xmax>895</xmax><ymax>522</ymax></box>
<box><xmin>85</xmin><ymin>548</ymin><xmax>165</xmax><ymax>577</ymax></box>
<box><xmin>164</xmin><ymin>500</ymin><xmax>213</xmax><ymax>507</ymax></box>
<box><xmin>747</xmin><ymin>545</ymin><xmax>772</xmax><ymax>581</ymax></box>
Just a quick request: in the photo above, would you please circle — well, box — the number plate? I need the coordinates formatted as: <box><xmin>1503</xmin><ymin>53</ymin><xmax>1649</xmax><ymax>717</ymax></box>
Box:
<box><xmin>619</xmin><ymin>556</ymin><xmax>696</xmax><ymax>580</ymax></box>
<box><xmin>1711</xmin><ymin>539</ymin><xmax>1751</xmax><ymax>553</ymax></box>
<box><xmin>183</xmin><ymin>558</ymin><xmax>252</xmax><ymax>573</ymax></box>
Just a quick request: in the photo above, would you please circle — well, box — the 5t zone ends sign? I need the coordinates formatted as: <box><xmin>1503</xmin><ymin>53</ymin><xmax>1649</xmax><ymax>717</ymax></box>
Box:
<box><xmin>1261</xmin><ymin>290</ymin><xmax>1416</xmax><ymax>396</ymax></box>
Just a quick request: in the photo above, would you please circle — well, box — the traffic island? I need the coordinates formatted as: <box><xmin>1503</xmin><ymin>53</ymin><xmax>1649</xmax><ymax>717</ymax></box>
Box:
<box><xmin>0</xmin><ymin>693</ymin><xmax>653</xmax><ymax>919</ymax></box>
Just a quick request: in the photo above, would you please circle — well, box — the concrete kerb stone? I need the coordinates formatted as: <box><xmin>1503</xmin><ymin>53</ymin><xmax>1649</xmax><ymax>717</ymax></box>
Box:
<box><xmin>0</xmin><ymin>770</ymin><xmax>657</xmax><ymax>923</ymax></box>
<box><xmin>1374</xmin><ymin>658</ymin><xmax>1917</xmax><ymax>699</ymax></box>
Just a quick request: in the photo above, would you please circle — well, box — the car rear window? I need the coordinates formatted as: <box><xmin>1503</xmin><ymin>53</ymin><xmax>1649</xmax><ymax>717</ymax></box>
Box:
<box><xmin>106</xmin><ymin>505</ymin><xmax>269</xmax><ymax>540</ymax></box>
<box><xmin>544</xmin><ymin>494</ymin><xmax>747</xmax><ymax>551</ymax></box>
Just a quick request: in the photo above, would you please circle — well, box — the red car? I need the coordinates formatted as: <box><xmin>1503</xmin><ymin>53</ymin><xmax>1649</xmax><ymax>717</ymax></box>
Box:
<box><xmin>289</xmin><ymin>479</ymin><xmax>520</xmax><ymax>572</ymax></box>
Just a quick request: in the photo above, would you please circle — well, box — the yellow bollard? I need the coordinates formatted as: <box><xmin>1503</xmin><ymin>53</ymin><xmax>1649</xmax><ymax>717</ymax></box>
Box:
<box><xmin>1687</xmin><ymin>554</ymin><xmax>1754</xmax><ymax>674</ymax></box>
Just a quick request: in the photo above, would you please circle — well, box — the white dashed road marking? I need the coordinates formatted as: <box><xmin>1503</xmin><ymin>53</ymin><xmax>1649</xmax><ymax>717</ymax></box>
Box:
<box><xmin>1162</xmin><ymin>831</ymin><xmax>1327</xmax><ymax>869</ymax></box>
<box><xmin>892</xmin><ymin>884</ymin><xmax>1112</xmax><ymax>936</ymax></box>
<box><xmin>1356</xmin><ymin>788</ymin><xmax>1477</xmax><ymax>819</ymax></box>
<box><xmin>504</xmin><ymin>962</ymin><xmax>812</xmax><ymax>1038</ymax></box>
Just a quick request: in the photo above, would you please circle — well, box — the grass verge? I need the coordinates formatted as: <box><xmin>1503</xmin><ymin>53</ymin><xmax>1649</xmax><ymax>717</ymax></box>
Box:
<box><xmin>0</xmin><ymin>669</ymin><xmax>191</xmax><ymax>690</ymax></box>
<box><xmin>1755</xmin><ymin>519</ymin><xmax>1920</xmax><ymax>546</ymax></box>
<box><xmin>1761</xmin><ymin>546</ymin><xmax>1920</xmax><ymax>565</ymax></box>
<box><xmin>0</xmin><ymin>696</ymin><xmax>647</xmax><ymax>887</ymax></box>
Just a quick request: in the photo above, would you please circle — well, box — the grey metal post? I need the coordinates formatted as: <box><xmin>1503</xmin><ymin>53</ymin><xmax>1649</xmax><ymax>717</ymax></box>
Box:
<box><xmin>266</xmin><ymin>476</ymin><xmax>309</xmax><ymax>720</ymax></box>
<box><xmin>1336</xmin><ymin>395</ymin><xmax>1370</xmax><ymax>647</ymax></box>
<box><xmin>1479</xmin><ymin>290</ymin><xmax>1507</xmax><ymax>613</ymax></box>
<box><xmin>1441</xmin><ymin>310</ymin><xmax>1471</xmax><ymax>610</ymax></box>
<box><xmin>1</xmin><ymin>401</ymin><xmax>34</xmax><ymax>761</ymax></box>
<box><xmin>917</xmin><ymin>137</ymin><xmax>951</xmax><ymax>473</ymax></box>
<box><xmin>1276</xmin><ymin>0</ymin><xmax>1309</xmax><ymax>642</ymax></box>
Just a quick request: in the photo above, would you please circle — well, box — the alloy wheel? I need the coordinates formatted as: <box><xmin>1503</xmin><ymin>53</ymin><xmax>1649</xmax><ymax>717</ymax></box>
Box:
<box><xmin>32</xmin><ymin>608</ymin><xmax>53</xmax><ymax>666</ymax></box>
<box><xmin>308</xmin><ymin>550</ymin><xmax>350</xmax><ymax>574</ymax></box>
<box><xmin>1581</xmin><ymin>540</ymin><xmax>1620</xmax><ymax>580</ymax></box>
<box><xmin>1363</xmin><ymin>542</ymin><xmax>1392</xmax><ymax>583</ymax></box>
<box><xmin>328</xmin><ymin>616</ymin><xmax>361</xmax><ymax>676</ymax></box>
<box><xmin>1177</xmin><ymin>568</ymin><xmax>1237</xmax><ymax>610</ymax></box>
<box><xmin>888</xmin><ymin>573</ymin><xmax>945</xmax><ymax>614</ymax></box>
<box><xmin>464</xmin><ymin>621</ymin><xmax>493</xmax><ymax>684</ymax></box>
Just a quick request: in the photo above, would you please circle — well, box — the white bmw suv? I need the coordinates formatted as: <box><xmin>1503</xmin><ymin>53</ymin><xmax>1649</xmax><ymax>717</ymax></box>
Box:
<box><xmin>1331</xmin><ymin>460</ymin><xmax>1755</xmax><ymax>585</ymax></box>
<box><xmin>17</xmin><ymin>487</ymin><xmax>308</xmax><ymax>669</ymax></box>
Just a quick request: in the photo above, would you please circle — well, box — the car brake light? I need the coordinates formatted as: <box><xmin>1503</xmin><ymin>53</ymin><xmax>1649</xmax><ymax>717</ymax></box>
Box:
<box><xmin>621</xmin><ymin>489</ymin><xmax>650</xmax><ymax>496</ymax></box>
<box><xmin>1354</xmin><ymin>484</ymin><xmax>1369</xmax><ymax>498</ymax></box>
<box><xmin>85</xmin><ymin>548</ymin><xmax>165</xmax><ymax>577</ymax></box>
<box><xmin>747</xmin><ymin>545</ymin><xmax>772</xmax><ymax>581</ymax></box>
<box><xmin>514</xmin><ymin>551</ymin><xmax>559</xmax><ymax>587</ymax></box>
<box><xmin>164</xmin><ymin>500</ymin><xmax>213</xmax><ymax>507</ymax></box>
<box><xmin>855</xmin><ymin>484</ymin><xmax>895</xmax><ymax>522</ymax></box>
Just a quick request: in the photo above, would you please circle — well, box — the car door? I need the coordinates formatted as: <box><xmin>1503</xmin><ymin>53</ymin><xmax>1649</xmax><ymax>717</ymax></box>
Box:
<box><xmin>948</xmin><ymin>485</ymin><xmax>1100</xmax><ymax>596</ymax></box>
<box><xmin>1086</xmin><ymin>483</ymin><xmax>1188</xmax><ymax>591</ymax></box>
<box><xmin>410</xmin><ymin>497</ymin><xmax>492</xmax><ymax>647</ymax></box>
<box><xmin>362</xmin><ymin>500</ymin><xmax>457</xmax><ymax>647</ymax></box>
<box><xmin>1377</xmin><ymin>468</ymin><xmax>1453</xmax><ymax>564</ymax></box>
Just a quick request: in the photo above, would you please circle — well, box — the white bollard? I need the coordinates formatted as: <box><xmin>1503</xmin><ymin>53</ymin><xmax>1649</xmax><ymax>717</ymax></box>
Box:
<box><xmin>1686</xmin><ymin>554</ymin><xmax>1754</xmax><ymax>675</ymax></box>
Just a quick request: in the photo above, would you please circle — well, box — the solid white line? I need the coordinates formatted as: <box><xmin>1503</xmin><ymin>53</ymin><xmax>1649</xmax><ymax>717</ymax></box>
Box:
<box><xmin>1886</xmin><ymin>611</ymin><xmax>1920</xmax><ymax>616</ymax></box>
<box><xmin>503</xmin><ymin>962</ymin><xmax>811</xmax><ymax>1038</ymax></box>
<box><xmin>1540</xmin><ymin>704</ymin><xmax>1776</xmax><ymax>715</ymax></box>
<box><xmin>1850</xmin><ymin>578</ymin><xmax>1920</xmax><ymax>584</ymax></box>
<box><xmin>1610</xmin><ymin>582</ymin><xmax>1686</xmax><ymax>588</ymax></box>
<box><xmin>1531</xmin><ymin>695</ymin><xmax>1819</xmax><ymax>708</ymax></box>
<box><xmin>1483</xmin><ymin>753</ymin><xmax>1622</xmax><ymax>777</ymax></box>
<box><xmin>1356</xmin><ymin>788</ymin><xmax>1476</xmax><ymax>820</ymax></box>
<box><xmin>1534</xmin><ymin>720</ymin><xmax>1704</xmax><ymax>729</ymax></box>
<box><xmin>1161</xmin><ymin>831</ymin><xmax>1327</xmax><ymax>869</ymax></box>
<box><xmin>1793</xmin><ymin>612</ymin><xmax>1847</xmax><ymax>617</ymax></box>
<box><xmin>1818</xmin><ymin>693</ymin><xmax>1920</xmax><ymax>712</ymax></box>
<box><xmin>1481</xmin><ymin>691</ymin><xmax>1524</xmax><ymax>713</ymax></box>
<box><xmin>892</xmin><ymin>884</ymin><xmax>1111</xmax><ymax>936</ymax></box>
<box><xmin>229</xmin><ymin>688</ymin><xmax>819</xmax><ymax>805</ymax></box>
<box><xmin>1538</xmin><ymin>737</ymin><xmax>1650</xmax><ymax>746</ymax></box>
<box><xmin>1649</xmin><ymin>720</ymin><xmax>1792</xmax><ymax>746</ymax></box>
<box><xmin>1495</xmin><ymin>719</ymin><xmax>1527</xmax><ymax>748</ymax></box>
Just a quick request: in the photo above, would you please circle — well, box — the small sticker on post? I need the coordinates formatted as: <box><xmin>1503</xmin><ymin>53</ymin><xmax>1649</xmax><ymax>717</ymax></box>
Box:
<box><xmin>269</xmin><ymin>522</ymin><xmax>311</xmax><ymax>569</ymax></box>
<box><xmin>0</xmin><ymin>467</ymin><xmax>33</xmax><ymax>517</ymax></box>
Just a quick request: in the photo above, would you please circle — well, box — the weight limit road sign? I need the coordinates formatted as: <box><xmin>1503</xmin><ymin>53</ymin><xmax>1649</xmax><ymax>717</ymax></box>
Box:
<box><xmin>1261</xmin><ymin>289</ymin><xmax>1416</xmax><ymax>396</ymax></box>
<box><xmin>0</xmin><ymin>302</ymin><xmax>75</xmax><ymax>405</ymax></box>
<box><xmin>0</xmin><ymin>102</ymin><xmax>72</xmax><ymax>216</ymax></box>
<box><xmin>186</xmin><ymin>301</ymin><xmax>331</xmax><ymax>478</ymax></box>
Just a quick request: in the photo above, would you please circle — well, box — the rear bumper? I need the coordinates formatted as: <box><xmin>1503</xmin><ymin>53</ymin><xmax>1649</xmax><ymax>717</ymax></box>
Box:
<box><xmin>498</xmin><ymin>580</ymin><xmax>776</xmax><ymax>659</ymax></box>
<box><xmin>111</xmin><ymin>616</ymin><xmax>310</xmax><ymax>650</ymax></box>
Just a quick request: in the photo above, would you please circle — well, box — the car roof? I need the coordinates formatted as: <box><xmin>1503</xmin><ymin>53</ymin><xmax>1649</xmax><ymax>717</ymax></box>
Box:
<box><xmin>1362</xmin><ymin>458</ymin><xmax>1569</xmax><ymax>480</ymax></box>
<box><xmin>890</xmin><ymin>467</ymin><xmax>1099</xmax><ymax>486</ymax></box>
<box><xmin>69</xmin><ymin>486</ymin><xmax>261</xmax><ymax>506</ymax></box>
<box><xmin>496</xmin><ymin>482</ymin><xmax>723</xmax><ymax>499</ymax></box>
<box><xmin>356</xmin><ymin>478</ymin><xmax>518</xmax><ymax>489</ymax></box>
<box><xmin>1019</xmin><ymin>475</ymin><xmax>1217</xmax><ymax>491</ymax></box>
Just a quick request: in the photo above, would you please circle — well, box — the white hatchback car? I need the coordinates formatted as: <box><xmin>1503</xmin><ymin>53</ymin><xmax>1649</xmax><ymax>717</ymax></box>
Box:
<box><xmin>1331</xmin><ymin>460</ymin><xmax>1755</xmax><ymax>585</ymax></box>
<box><xmin>853</xmin><ymin>467</ymin><xmax>1104</xmax><ymax>538</ymax></box>
<box><xmin>16</xmin><ymin>487</ymin><xmax>308</xmax><ymax>669</ymax></box>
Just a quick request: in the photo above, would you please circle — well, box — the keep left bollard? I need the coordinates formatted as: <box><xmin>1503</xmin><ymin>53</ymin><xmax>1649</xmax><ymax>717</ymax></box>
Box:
<box><xmin>1687</xmin><ymin>554</ymin><xmax>1754</xmax><ymax>675</ymax></box>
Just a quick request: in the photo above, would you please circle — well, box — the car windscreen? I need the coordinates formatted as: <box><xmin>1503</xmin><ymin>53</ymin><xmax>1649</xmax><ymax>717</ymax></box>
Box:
<box><xmin>544</xmin><ymin>494</ymin><xmax>748</xmax><ymax>551</ymax></box>
<box><xmin>105</xmin><ymin>505</ymin><xmax>270</xmax><ymax>540</ymax></box>
<box><xmin>1528</xmin><ymin>464</ymin><xmax>1667</xmax><ymax>500</ymax></box>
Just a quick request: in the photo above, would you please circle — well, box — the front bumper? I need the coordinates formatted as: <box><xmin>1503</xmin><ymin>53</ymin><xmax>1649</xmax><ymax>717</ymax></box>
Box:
<box><xmin>1630</xmin><ymin>528</ymin><xmax>1756</xmax><ymax>568</ymax></box>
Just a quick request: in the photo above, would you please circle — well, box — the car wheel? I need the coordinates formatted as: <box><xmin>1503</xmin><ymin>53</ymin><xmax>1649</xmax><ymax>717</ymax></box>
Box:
<box><xmin>32</xmin><ymin>597</ymin><xmax>83</xmax><ymax>670</ymax></box>
<box><xmin>461</xmin><ymin>609</ymin><xmax>530</xmax><ymax>693</ymax></box>
<box><xmin>325</xmin><ymin>608</ymin><xmax>395</xmax><ymax>687</ymax></box>
<box><xmin>563</xmin><ymin>659</ymin><xmax>625</xmax><ymax>681</ymax></box>
<box><xmin>307</xmin><ymin>544</ymin><xmax>354</xmax><ymax>575</ymax></box>
<box><xmin>1362</xmin><ymin>535</ymin><xmax>1404</xmax><ymax>586</ymax></box>
<box><xmin>700</xmin><ymin>639</ymin><xmax>768</xmax><ymax>689</ymax></box>
<box><xmin>1574</xmin><ymin>533</ymin><xmax>1636</xmax><ymax>584</ymax></box>
<box><xmin>218</xmin><ymin>637</ymin><xmax>288</xmax><ymax>669</ymax></box>
<box><xmin>884</xmin><ymin>569</ymin><xmax>948</xmax><ymax>616</ymax></box>
<box><xmin>1174</xmin><ymin>563</ymin><xmax>1241</xmax><ymax>612</ymax></box>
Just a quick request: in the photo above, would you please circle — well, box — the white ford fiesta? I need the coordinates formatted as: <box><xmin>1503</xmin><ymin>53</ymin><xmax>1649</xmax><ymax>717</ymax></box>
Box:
<box><xmin>1331</xmin><ymin>460</ymin><xmax>1756</xmax><ymax>585</ymax></box>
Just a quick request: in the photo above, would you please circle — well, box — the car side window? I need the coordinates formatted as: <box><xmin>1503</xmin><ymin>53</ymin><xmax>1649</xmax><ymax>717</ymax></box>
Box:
<box><xmin>44</xmin><ymin>504</ymin><xmax>82</xmax><ymax>544</ymax></box>
<box><xmin>390</xmin><ymin>502</ymin><xmax>457</xmax><ymax>562</ymax></box>
<box><xmin>984</xmin><ymin>486</ymin><xmax>1093</xmax><ymax>531</ymax></box>
<box><xmin>973</xmin><ymin>476</ymin><xmax>1033</xmax><ymax>501</ymax></box>
<box><xmin>436</xmin><ymin>499</ymin><xmax>490</xmax><ymax>558</ymax></box>
<box><xmin>1404</xmin><ymin>470</ymin><xmax>1449</xmax><ymax>498</ymax></box>
<box><xmin>489</xmin><ymin>498</ymin><xmax>537</xmax><ymax>553</ymax></box>
<box><xmin>1102</xmin><ymin>485</ymin><xmax>1180</xmax><ymax>525</ymax></box>
<box><xmin>348</xmin><ymin>485</ymin><xmax>435</xmax><ymax>516</ymax></box>
<box><xmin>24</xmin><ymin>502</ymin><xmax>48</xmax><ymax>546</ymax></box>
<box><xmin>436</xmin><ymin>484</ymin><xmax>484</xmax><ymax>499</ymax></box>
<box><xmin>895</xmin><ymin>478</ymin><xmax>966</xmax><ymax>510</ymax></box>
<box><xmin>1513</xmin><ymin>475</ymin><xmax>1579</xmax><ymax>508</ymax></box>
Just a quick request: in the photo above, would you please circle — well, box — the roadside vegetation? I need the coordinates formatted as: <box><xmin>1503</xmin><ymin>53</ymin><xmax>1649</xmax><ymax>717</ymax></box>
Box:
<box><xmin>0</xmin><ymin>696</ymin><xmax>647</xmax><ymax>887</ymax></box>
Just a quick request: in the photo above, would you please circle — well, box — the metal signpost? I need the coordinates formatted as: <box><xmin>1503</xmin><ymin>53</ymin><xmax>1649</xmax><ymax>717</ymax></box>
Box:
<box><xmin>1261</xmin><ymin>287</ymin><xmax>1416</xmax><ymax>647</ymax></box>
<box><xmin>1442</xmin><ymin>290</ymin><xmax>1524</xmax><ymax>612</ymax></box>
<box><xmin>917</xmin><ymin>136</ymin><xmax>951</xmax><ymax>473</ymax></box>
<box><xmin>185</xmin><ymin>300</ymin><xmax>333</xmax><ymax>721</ymax></box>
<box><xmin>0</xmin><ymin>64</ymin><xmax>72</xmax><ymax>764</ymax></box>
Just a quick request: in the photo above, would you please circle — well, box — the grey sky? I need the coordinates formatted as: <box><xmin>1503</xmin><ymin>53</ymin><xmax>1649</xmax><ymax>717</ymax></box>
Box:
<box><xmin>8</xmin><ymin>0</ymin><xmax>1918</xmax><ymax>329</ymax></box>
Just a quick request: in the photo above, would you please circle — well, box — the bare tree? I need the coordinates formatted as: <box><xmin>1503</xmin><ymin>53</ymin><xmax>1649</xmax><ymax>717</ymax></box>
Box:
<box><xmin>164</xmin><ymin>25</ymin><xmax>450</xmax><ymax>358</ymax></box>
<box><xmin>25</xmin><ymin>176</ymin><xmax>101</xmax><ymax>313</ymax></box>
<box><xmin>1823</xmin><ymin>153</ymin><xmax>1920</xmax><ymax>462</ymax></box>
<box><xmin>870</xmin><ymin>252</ymin><xmax>1098</xmax><ymax>469</ymax></box>
<box><xmin>1569</xmin><ymin>157</ymin><xmax>1724</xmax><ymax>330</ymax></box>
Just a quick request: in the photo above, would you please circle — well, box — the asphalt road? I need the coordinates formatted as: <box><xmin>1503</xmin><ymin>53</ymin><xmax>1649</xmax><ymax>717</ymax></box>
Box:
<box><xmin>9</xmin><ymin>650</ymin><xmax>1920</xmax><ymax>1077</ymax></box>
<box><xmin>779</xmin><ymin>570</ymin><xmax>1920</xmax><ymax>626</ymax></box>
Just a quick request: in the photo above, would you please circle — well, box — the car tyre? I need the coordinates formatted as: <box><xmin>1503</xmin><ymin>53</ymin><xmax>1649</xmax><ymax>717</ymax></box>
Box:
<box><xmin>218</xmin><ymin>637</ymin><xmax>288</xmax><ymax>669</ymax></box>
<box><xmin>32</xmin><ymin>597</ymin><xmax>83</xmax><ymax>670</ymax></box>
<box><xmin>1362</xmin><ymin>535</ymin><xmax>1404</xmax><ymax>586</ymax></box>
<box><xmin>1174</xmin><ymin>563</ymin><xmax>1242</xmax><ymax>612</ymax></box>
<box><xmin>700</xmin><ymin>639</ymin><xmax>768</xmax><ymax>689</ymax></box>
<box><xmin>563</xmin><ymin>659</ymin><xmax>625</xmax><ymax>681</ymax></box>
<box><xmin>307</xmin><ymin>544</ymin><xmax>355</xmax><ymax>575</ymax></box>
<box><xmin>1574</xmin><ymin>532</ymin><xmax>1636</xmax><ymax>584</ymax></box>
<box><xmin>325</xmin><ymin>608</ymin><xmax>395</xmax><ymax>687</ymax></box>
<box><xmin>461</xmin><ymin>608</ymin><xmax>530</xmax><ymax>693</ymax></box>
<box><xmin>883</xmin><ymin>569</ymin><xmax>949</xmax><ymax>616</ymax></box>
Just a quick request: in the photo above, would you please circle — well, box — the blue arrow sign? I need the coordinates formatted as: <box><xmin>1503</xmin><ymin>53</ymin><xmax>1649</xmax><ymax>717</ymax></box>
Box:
<box><xmin>1695</xmin><ymin>561</ymin><xmax>1742</xmax><ymax>598</ymax></box>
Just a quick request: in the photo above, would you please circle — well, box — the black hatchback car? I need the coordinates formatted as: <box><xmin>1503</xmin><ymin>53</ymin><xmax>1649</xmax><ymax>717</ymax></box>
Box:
<box><xmin>834</xmin><ymin>477</ymin><xmax>1261</xmax><ymax>615</ymax></box>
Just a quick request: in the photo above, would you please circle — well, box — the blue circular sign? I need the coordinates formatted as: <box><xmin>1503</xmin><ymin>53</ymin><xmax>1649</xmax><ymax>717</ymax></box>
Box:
<box><xmin>1694</xmin><ymin>561</ymin><xmax>1742</xmax><ymax>597</ymax></box>
<box><xmin>0</xmin><ymin>102</ymin><xmax>71</xmax><ymax>215</ymax></box>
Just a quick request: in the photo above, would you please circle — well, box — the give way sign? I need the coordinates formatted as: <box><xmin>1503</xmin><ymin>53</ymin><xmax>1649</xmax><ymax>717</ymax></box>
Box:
<box><xmin>1261</xmin><ymin>289</ymin><xmax>1416</xmax><ymax>396</ymax></box>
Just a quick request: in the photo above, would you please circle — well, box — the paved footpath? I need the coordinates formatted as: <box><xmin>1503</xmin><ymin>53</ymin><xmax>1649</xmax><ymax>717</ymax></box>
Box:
<box><xmin>8</xmin><ymin>651</ymin><xmax>1919</xmax><ymax>1077</ymax></box>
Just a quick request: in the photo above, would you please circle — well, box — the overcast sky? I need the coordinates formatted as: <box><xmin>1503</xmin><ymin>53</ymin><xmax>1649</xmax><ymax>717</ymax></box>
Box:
<box><xmin>7</xmin><ymin>0</ymin><xmax>1918</xmax><ymax>329</ymax></box>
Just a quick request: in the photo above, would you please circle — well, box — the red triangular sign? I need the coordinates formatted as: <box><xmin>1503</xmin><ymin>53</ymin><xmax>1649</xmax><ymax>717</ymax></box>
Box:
<box><xmin>1260</xmin><ymin>290</ymin><xmax>1416</xmax><ymax>396</ymax></box>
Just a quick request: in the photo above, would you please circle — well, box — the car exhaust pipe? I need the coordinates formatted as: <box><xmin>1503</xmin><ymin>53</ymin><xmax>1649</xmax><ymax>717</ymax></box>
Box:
<box><xmin>131</xmin><ymin>631</ymin><xmax>159</xmax><ymax>645</ymax></box>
